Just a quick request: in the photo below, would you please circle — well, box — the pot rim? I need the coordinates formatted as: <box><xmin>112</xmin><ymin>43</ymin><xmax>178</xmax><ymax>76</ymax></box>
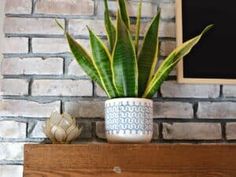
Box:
<box><xmin>105</xmin><ymin>97</ymin><xmax>153</xmax><ymax>104</ymax></box>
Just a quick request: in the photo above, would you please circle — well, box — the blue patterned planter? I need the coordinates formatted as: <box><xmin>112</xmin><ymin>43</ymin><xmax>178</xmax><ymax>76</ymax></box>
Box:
<box><xmin>105</xmin><ymin>98</ymin><xmax>153</xmax><ymax>143</ymax></box>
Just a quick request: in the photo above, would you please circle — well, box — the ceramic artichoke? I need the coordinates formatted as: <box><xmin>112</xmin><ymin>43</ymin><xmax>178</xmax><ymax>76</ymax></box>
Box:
<box><xmin>43</xmin><ymin>111</ymin><xmax>82</xmax><ymax>144</ymax></box>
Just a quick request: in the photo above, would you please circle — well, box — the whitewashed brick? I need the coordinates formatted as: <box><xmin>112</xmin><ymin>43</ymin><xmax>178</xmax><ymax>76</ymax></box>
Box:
<box><xmin>2</xmin><ymin>38</ymin><xmax>28</xmax><ymax>54</ymax></box>
<box><xmin>5</xmin><ymin>0</ymin><xmax>31</xmax><ymax>14</ymax></box>
<box><xmin>0</xmin><ymin>79</ymin><xmax>28</xmax><ymax>96</ymax></box>
<box><xmin>69</xmin><ymin>19</ymin><xmax>105</xmax><ymax>36</ymax></box>
<box><xmin>160</xmin><ymin>41</ymin><xmax>176</xmax><ymax>56</ymax></box>
<box><xmin>197</xmin><ymin>102</ymin><xmax>236</xmax><ymax>119</ymax></box>
<box><xmin>0</xmin><ymin>121</ymin><xmax>26</xmax><ymax>139</ymax></box>
<box><xmin>163</xmin><ymin>123</ymin><xmax>222</xmax><ymax>140</ymax></box>
<box><xmin>95</xmin><ymin>84</ymin><xmax>107</xmax><ymax>97</ymax></box>
<box><xmin>65</xmin><ymin>101</ymin><xmax>104</xmax><ymax>118</ymax></box>
<box><xmin>35</xmin><ymin>0</ymin><xmax>94</xmax><ymax>16</ymax></box>
<box><xmin>4</xmin><ymin>17</ymin><xmax>64</xmax><ymax>35</ymax></box>
<box><xmin>0</xmin><ymin>165</ymin><xmax>23</xmax><ymax>177</ymax></box>
<box><xmin>223</xmin><ymin>85</ymin><xmax>236</xmax><ymax>97</ymax></box>
<box><xmin>32</xmin><ymin>38</ymin><xmax>90</xmax><ymax>53</ymax></box>
<box><xmin>68</xmin><ymin>60</ymin><xmax>87</xmax><ymax>78</ymax></box>
<box><xmin>32</xmin><ymin>80</ymin><xmax>93</xmax><ymax>96</ymax></box>
<box><xmin>226</xmin><ymin>123</ymin><xmax>236</xmax><ymax>140</ymax></box>
<box><xmin>29</xmin><ymin>121</ymin><xmax>46</xmax><ymax>138</ymax></box>
<box><xmin>160</xmin><ymin>3</ymin><xmax>175</xmax><ymax>19</ymax></box>
<box><xmin>161</xmin><ymin>81</ymin><xmax>220</xmax><ymax>98</ymax></box>
<box><xmin>0</xmin><ymin>100</ymin><xmax>60</xmax><ymax>117</ymax></box>
<box><xmin>1</xmin><ymin>57</ymin><xmax>63</xmax><ymax>75</ymax></box>
<box><xmin>153</xmin><ymin>102</ymin><xmax>193</xmax><ymax>119</ymax></box>
<box><xmin>0</xmin><ymin>143</ymin><xmax>24</xmax><ymax>161</ymax></box>
<box><xmin>159</xmin><ymin>21</ymin><xmax>176</xmax><ymax>38</ymax></box>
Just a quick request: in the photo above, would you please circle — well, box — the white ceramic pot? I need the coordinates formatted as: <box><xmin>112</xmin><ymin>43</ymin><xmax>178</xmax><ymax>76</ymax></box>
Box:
<box><xmin>105</xmin><ymin>98</ymin><xmax>153</xmax><ymax>143</ymax></box>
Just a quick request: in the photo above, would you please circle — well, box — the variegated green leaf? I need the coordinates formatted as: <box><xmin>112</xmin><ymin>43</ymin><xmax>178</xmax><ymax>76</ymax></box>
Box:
<box><xmin>112</xmin><ymin>11</ymin><xmax>138</xmax><ymax>97</ymax></box>
<box><xmin>118</xmin><ymin>0</ymin><xmax>130</xmax><ymax>29</ymax></box>
<box><xmin>138</xmin><ymin>11</ymin><xmax>160</xmax><ymax>96</ymax></box>
<box><xmin>88</xmin><ymin>28</ymin><xmax>117</xmax><ymax>98</ymax></box>
<box><xmin>135</xmin><ymin>0</ymin><xmax>142</xmax><ymax>53</ymax></box>
<box><xmin>104</xmin><ymin>0</ymin><xmax>116</xmax><ymax>51</ymax></box>
<box><xmin>143</xmin><ymin>25</ymin><xmax>213</xmax><ymax>98</ymax></box>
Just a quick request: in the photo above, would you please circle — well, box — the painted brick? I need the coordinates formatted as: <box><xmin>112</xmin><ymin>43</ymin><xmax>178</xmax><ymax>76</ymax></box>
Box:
<box><xmin>0</xmin><ymin>121</ymin><xmax>26</xmax><ymax>139</ymax></box>
<box><xmin>69</xmin><ymin>19</ymin><xmax>105</xmax><ymax>36</ymax></box>
<box><xmin>1</xmin><ymin>57</ymin><xmax>63</xmax><ymax>75</ymax></box>
<box><xmin>163</xmin><ymin>123</ymin><xmax>222</xmax><ymax>140</ymax></box>
<box><xmin>153</xmin><ymin>102</ymin><xmax>193</xmax><ymax>119</ymax></box>
<box><xmin>0</xmin><ymin>143</ymin><xmax>24</xmax><ymax>161</ymax></box>
<box><xmin>95</xmin><ymin>84</ymin><xmax>107</xmax><ymax>97</ymax></box>
<box><xmin>32</xmin><ymin>38</ymin><xmax>90</xmax><ymax>53</ymax></box>
<box><xmin>161</xmin><ymin>81</ymin><xmax>220</xmax><ymax>98</ymax></box>
<box><xmin>0</xmin><ymin>165</ymin><xmax>23</xmax><ymax>177</ymax></box>
<box><xmin>35</xmin><ymin>0</ymin><xmax>94</xmax><ymax>16</ymax></box>
<box><xmin>4</xmin><ymin>17</ymin><xmax>64</xmax><ymax>35</ymax></box>
<box><xmin>159</xmin><ymin>22</ymin><xmax>176</xmax><ymax>38</ymax></box>
<box><xmin>160</xmin><ymin>3</ymin><xmax>175</xmax><ymax>19</ymax></box>
<box><xmin>0</xmin><ymin>100</ymin><xmax>60</xmax><ymax>117</ymax></box>
<box><xmin>28</xmin><ymin>121</ymin><xmax>46</xmax><ymax>138</ymax></box>
<box><xmin>226</xmin><ymin>123</ymin><xmax>236</xmax><ymax>140</ymax></box>
<box><xmin>65</xmin><ymin>101</ymin><xmax>104</xmax><ymax>118</ymax></box>
<box><xmin>95</xmin><ymin>121</ymin><xmax>159</xmax><ymax>140</ymax></box>
<box><xmin>77</xmin><ymin>121</ymin><xmax>92</xmax><ymax>139</ymax></box>
<box><xmin>160</xmin><ymin>41</ymin><xmax>176</xmax><ymax>56</ymax></box>
<box><xmin>197</xmin><ymin>102</ymin><xmax>236</xmax><ymax>119</ymax></box>
<box><xmin>32</xmin><ymin>80</ymin><xmax>93</xmax><ymax>96</ymax></box>
<box><xmin>223</xmin><ymin>85</ymin><xmax>236</xmax><ymax>97</ymax></box>
<box><xmin>5</xmin><ymin>0</ymin><xmax>31</xmax><ymax>14</ymax></box>
<box><xmin>68</xmin><ymin>60</ymin><xmax>87</xmax><ymax>78</ymax></box>
<box><xmin>0</xmin><ymin>79</ymin><xmax>28</xmax><ymax>96</ymax></box>
<box><xmin>2</xmin><ymin>37</ymin><xmax>28</xmax><ymax>54</ymax></box>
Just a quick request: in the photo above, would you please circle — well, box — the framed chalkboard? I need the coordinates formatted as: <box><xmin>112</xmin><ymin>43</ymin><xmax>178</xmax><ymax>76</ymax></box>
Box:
<box><xmin>176</xmin><ymin>0</ymin><xmax>236</xmax><ymax>84</ymax></box>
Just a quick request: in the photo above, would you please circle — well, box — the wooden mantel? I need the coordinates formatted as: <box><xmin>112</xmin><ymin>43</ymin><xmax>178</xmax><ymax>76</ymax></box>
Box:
<box><xmin>24</xmin><ymin>144</ymin><xmax>236</xmax><ymax>177</ymax></box>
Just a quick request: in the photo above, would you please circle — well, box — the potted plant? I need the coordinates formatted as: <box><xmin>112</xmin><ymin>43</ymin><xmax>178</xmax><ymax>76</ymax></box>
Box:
<box><xmin>58</xmin><ymin>0</ymin><xmax>212</xmax><ymax>143</ymax></box>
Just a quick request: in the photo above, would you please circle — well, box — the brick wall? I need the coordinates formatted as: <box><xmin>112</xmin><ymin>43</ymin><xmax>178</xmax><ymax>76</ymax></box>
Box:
<box><xmin>1</xmin><ymin>0</ymin><xmax>236</xmax><ymax>176</ymax></box>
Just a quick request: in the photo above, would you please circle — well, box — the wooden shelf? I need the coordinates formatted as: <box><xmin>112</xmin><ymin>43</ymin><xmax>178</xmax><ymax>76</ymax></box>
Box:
<box><xmin>24</xmin><ymin>144</ymin><xmax>236</xmax><ymax>177</ymax></box>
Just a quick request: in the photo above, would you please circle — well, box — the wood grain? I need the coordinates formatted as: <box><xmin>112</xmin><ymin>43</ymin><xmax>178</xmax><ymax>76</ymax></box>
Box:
<box><xmin>24</xmin><ymin>144</ymin><xmax>236</xmax><ymax>177</ymax></box>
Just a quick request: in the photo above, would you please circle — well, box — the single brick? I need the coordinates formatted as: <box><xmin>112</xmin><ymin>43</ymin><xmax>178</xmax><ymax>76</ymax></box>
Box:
<box><xmin>0</xmin><ymin>143</ymin><xmax>24</xmax><ymax>161</ymax></box>
<box><xmin>197</xmin><ymin>102</ymin><xmax>236</xmax><ymax>119</ymax></box>
<box><xmin>159</xmin><ymin>21</ymin><xmax>176</xmax><ymax>38</ymax></box>
<box><xmin>160</xmin><ymin>3</ymin><xmax>175</xmax><ymax>19</ymax></box>
<box><xmin>1</xmin><ymin>57</ymin><xmax>63</xmax><ymax>75</ymax></box>
<box><xmin>95</xmin><ymin>121</ymin><xmax>159</xmax><ymax>140</ymax></box>
<box><xmin>32</xmin><ymin>80</ymin><xmax>93</xmax><ymax>96</ymax></box>
<box><xmin>69</xmin><ymin>19</ymin><xmax>105</xmax><ymax>36</ymax></box>
<box><xmin>223</xmin><ymin>85</ymin><xmax>236</xmax><ymax>97</ymax></box>
<box><xmin>5</xmin><ymin>0</ymin><xmax>31</xmax><ymax>14</ymax></box>
<box><xmin>153</xmin><ymin>102</ymin><xmax>193</xmax><ymax>119</ymax></box>
<box><xmin>65</xmin><ymin>101</ymin><xmax>104</xmax><ymax>118</ymax></box>
<box><xmin>161</xmin><ymin>81</ymin><xmax>220</xmax><ymax>98</ymax></box>
<box><xmin>0</xmin><ymin>121</ymin><xmax>26</xmax><ymax>139</ymax></box>
<box><xmin>4</xmin><ymin>17</ymin><xmax>64</xmax><ymax>35</ymax></box>
<box><xmin>0</xmin><ymin>165</ymin><xmax>23</xmax><ymax>177</ymax></box>
<box><xmin>68</xmin><ymin>60</ymin><xmax>87</xmax><ymax>78</ymax></box>
<box><xmin>35</xmin><ymin>0</ymin><xmax>94</xmax><ymax>16</ymax></box>
<box><xmin>160</xmin><ymin>41</ymin><xmax>176</xmax><ymax>56</ymax></box>
<box><xmin>77</xmin><ymin>121</ymin><xmax>92</xmax><ymax>139</ymax></box>
<box><xmin>95</xmin><ymin>84</ymin><xmax>107</xmax><ymax>97</ymax></box>
<box><xmin>2</xmin><ymin>37</ymin><xmax>28</xmax><ymax>54</ymax></box>
<box><xmin>0</xmin><ymin>79</ymin><xmax>28</xmax><ymax>96</ymax></box>
<box><xmin>0</xmin><ymin>100</ymin><xmax>60</xmax><ymax>117</ymax></box>
<box><xmin>163</xmin><ymin>123</ymin><xmax>222</xmax><ymax>140</ymax></box>
<box><xmin>226</xmin><ymin>123</ymin><xmax>236</xmax><ymax>140</ymax></box>
<box><xmin>28</xmin><ymin>121</ymin><xmax>46</xmax><ymax>138</ymax></box>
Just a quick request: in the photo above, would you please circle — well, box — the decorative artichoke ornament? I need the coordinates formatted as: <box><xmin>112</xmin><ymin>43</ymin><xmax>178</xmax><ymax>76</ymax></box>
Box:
<box><xmin>43</xmin><ymin>111</ymin><xmax>82</xmax><ymax>144</ymax></box>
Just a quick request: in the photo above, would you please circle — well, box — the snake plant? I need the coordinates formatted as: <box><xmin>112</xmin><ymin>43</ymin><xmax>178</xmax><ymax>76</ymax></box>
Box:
<box><xmin>61</xmin><ymin>0</ymin><xmax>212</xmax><ymax>99</ymax></box>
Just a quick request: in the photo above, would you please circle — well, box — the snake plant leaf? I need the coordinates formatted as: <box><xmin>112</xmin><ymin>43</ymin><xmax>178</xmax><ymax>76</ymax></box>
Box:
<box><xmin>118</xmin><ymin>0</ymin><xmax>130</xmax><ymax>29</ymax></box>
<box><xmin>135</xmin><ymin>0</ymin><xmax>142</xmax><ymax>53</ymax></box>
<box><xmin>143</xmin><ymin>25</ymin><xmax>213</xmax><ymax>98</ymax></box>
<box><xmin>88</xmin><ymin>28</ymin><xmax>117</xmax><ymax>98</ymax></box>
<box><xmin>65</xmin><ymin>33</ymin><xmax>104</xmax><ymax>90</ymax></box>
<box><xmin>112</xmin><ymin>11</ymin><xmax>138</xmax><ymax>97</ymax></box>
<box><xmin>138</xmin><ymin>11</ymin><xmax>160</xmax><ymax>96</ymax></box>
<box><xmin>104</xmin><ymin>0</ymin><xmax>116</xmax><ymax>51</ymax></box>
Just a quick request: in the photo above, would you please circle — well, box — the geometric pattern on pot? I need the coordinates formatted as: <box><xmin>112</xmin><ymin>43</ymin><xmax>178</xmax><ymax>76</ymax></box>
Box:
<box><xmin>105</xmin><ymin>99</ymin><xmax>153</xmax><ymax>135</ymax></box>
